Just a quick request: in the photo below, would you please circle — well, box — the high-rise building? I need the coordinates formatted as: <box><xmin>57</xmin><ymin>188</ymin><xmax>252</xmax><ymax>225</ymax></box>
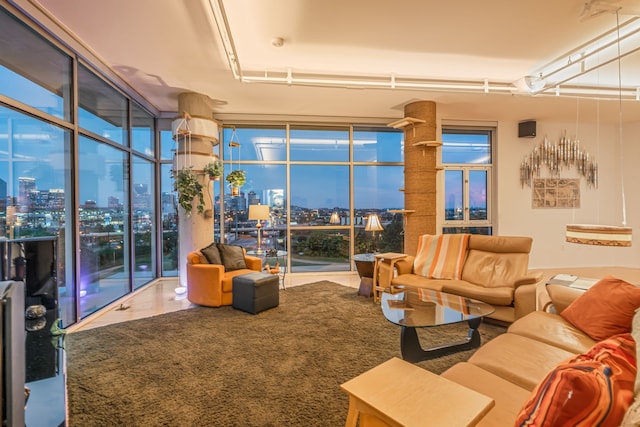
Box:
<box><xmin>18</xmin><ymin>177</ymin><xmax>36</xmax><ymax>207</ymax></box>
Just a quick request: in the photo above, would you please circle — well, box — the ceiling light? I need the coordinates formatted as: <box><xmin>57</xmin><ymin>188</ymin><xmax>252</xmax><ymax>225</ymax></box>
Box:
<box><xmin>271</xmin><ymin>37</ymin><xmax>284</xmax><ymax>48</ymax></box>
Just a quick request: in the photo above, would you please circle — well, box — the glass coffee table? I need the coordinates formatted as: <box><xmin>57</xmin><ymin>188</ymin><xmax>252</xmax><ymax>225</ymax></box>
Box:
<box><xmin>381</xmin><ymin>288</ymin><xmax>494</xmax><ymax>363</ymax></box>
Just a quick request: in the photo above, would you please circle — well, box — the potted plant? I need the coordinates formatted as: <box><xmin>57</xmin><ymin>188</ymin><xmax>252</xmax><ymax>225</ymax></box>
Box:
<box><xmin>173</xmin><ymin>167</ymin><xmax>205</xmax><ymax>216</ymax></box>
<box><xmin>203</xmin><ymin>159</ymin><xmax>223</xmax><ymax>180</ymax></box>
<box><xmin>226</xmin><ymin>169</ymin><xmax>246</xmax><ymax>196</ymax></box>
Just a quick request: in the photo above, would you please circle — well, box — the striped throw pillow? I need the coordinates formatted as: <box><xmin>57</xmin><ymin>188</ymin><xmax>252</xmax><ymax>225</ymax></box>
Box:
<box><xmin>413</xmin><ymin>234</ymin><xmax>470</xmax><ymax>280</ymax></box>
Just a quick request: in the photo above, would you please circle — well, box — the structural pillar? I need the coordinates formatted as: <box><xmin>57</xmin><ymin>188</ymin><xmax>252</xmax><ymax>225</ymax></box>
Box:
<box><xmin>173</xmin><ymin>92</ymin><xmax>220</xmax><ymax>289</ymax></box>
<box><xmin>403</xmin><ymin>101</ymin><xmax>438</xmax><ymax>255</ymax></box>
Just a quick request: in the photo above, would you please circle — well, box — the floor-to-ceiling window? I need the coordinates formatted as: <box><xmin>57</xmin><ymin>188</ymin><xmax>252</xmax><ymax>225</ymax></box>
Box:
<box><xmin>220</xmin><ymin>125</ymin><xmax>404</xmax><ymax>273</ymax></box>
<box><xmin>1</xmin><ymin>4</ymin><xmax>161</xmax><ymax>325</ymax></box>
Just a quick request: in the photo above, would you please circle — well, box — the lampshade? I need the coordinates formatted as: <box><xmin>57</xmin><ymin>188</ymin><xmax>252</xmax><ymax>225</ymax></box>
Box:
<box><xmin>365</xmin><ymin>214</ymin><xmax>383</xmax><ymax>232</ymax></box>
<box><xmin>329</xmin><ymin>212</ymin><xmax>341</xmax><ymax>224</ymax></box>
<box><xmin>248</xmin><ymin>204</ymin><xmax>270</xmax><ymax>221</ymax></box>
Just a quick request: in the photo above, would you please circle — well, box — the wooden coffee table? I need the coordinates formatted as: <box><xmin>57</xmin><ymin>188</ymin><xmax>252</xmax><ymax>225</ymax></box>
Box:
<box><xmin>341</xmin><ymin>357</ymin><xmax>494</xmax><ymax>427</ymax></box>
<box><xmin>381</xmin><ymin>288</ymin><xmax>494</xmax><ymax>363</ymax></box>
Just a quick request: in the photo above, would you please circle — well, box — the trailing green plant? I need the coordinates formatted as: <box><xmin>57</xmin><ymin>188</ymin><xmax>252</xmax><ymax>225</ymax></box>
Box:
<box><xmin>173</xmin><ymin>167</ymin><xmax>205</xmax><ymax>216</ymax></box>
<box><xmin>226</xmin><ymin>169</ymin><xmax>247</xmax><ymax>188</ymax></box>
<box><xmin>203</xmin><ymin>159</ymin><xmax>223</xmax><ymax>179</ymax></box>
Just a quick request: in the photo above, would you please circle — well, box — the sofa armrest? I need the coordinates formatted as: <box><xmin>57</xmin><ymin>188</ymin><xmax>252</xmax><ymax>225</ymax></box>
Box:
<box><xmin>545</xmin><ymin>284</ymin><xmax>583</xmax><ymax>314</ymax></box>
<box><xmin>514</xmin><ymin>271</ymin><xmax>543</xmax><ymax>288</ymax></box>
<box><xmin>514</xmin><ymin>283</ymin><xmax>537</xmax><ymax>320</ymax></box>
<box><xmin>394</xmin><ymin>256</ymin><xmax>415</xmax><ymax>275</ymax></box>
<box><xmin>187</xmin><ymin>263</ymin><xmax>225</xmax><ymax>284</ymax></box>
<box><xmin>244</xmin><ymin>255</ymin><xmax>263</xmax><ymax>271</ymax></box>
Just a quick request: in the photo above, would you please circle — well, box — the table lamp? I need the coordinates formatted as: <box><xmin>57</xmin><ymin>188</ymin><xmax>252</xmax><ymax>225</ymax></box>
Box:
<box><xmin>248</xmin><ymin>204</ymin><xmax>270</xmax><ymax>254</ymax></box>
<box><xmin>365</xmin><ymin>213</ymin><xmax>384</xmax><ymax>252</ymax></box>
<box><xmin>329</xmin><ymin>212</ymin><xmax>341</xmax><ymax>224</ymax></box>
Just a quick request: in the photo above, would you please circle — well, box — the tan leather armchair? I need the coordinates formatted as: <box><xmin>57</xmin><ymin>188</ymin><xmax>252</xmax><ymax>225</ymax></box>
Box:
<box><xmin>186</xmin><ymin>250</ymin><xmax>262</xmax><ymax>307</ymax></box>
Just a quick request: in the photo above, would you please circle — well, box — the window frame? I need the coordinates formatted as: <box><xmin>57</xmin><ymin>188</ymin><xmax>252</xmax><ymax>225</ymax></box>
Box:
<box><xmin>441</xmin><ymin>127</ymin><xmax>494</xmax><ymax>234</ymax></box>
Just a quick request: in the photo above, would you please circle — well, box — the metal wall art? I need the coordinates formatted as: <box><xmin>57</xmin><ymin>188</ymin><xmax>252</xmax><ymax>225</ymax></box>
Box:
<box><xmin>519</xmin><ymin>131</ymin><xmax>598</xmax><ymax>189</ymax></box>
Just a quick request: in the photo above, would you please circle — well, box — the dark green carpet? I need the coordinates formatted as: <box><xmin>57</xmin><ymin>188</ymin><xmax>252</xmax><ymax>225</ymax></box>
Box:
<box><xmin>66</xmin><ymin>281</ymin><xmax>506</xmax><ymax>426</ymax></box>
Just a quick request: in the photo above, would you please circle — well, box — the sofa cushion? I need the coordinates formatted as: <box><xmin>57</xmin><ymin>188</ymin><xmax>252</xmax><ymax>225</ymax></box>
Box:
<box><xmin>468</xmin><ymin>333</ymin><xmax>575</xmax><ymax>391</ymax></box>
<box><xmin>561</xmin><ymin>276</ymin><xmax>640</xmax><ymax>341</ymax></box>
<box><xmin>217</xmin><ymin>244</ymin><xmax>248</xmax><ymax>271</ymax></box>
<box><xmin>200</xmin><ymin>242</ymin><xmax>222</xmax><ymax>264</ymax></box>
<box><xmin>441</xmin><ymin>362</ymin><xmax>531</xmax><ymax>427</ymax></box>
<box><xmin>515</xmin><ymin>333</ymin><xmax>636</xmax><ymax>427</ymax></box>
<box><xmin>442</xmin><ymin>282</ymin><xmax>513</xmax><ymax>306</ymax></box>
<box><xmin>413</xmin><ymin>234</ymin><xmax>469</xmax><ymax>280</ymax></box>
<box><xmin>508</xmin><ymin>311</ymin><xmax>597</xmax><ymax>354</ymax></box>
<box><xmin>461</xmin><ymin>250</ymin><xmax>530</xmax><ymax>289</ymax></box>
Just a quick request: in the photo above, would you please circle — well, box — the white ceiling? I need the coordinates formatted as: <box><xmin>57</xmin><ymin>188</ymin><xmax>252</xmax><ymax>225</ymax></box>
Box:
<box><xmin>23</xmin><ymin>0</ymin><xmax>640</xmax><ymax>124</ymax></box>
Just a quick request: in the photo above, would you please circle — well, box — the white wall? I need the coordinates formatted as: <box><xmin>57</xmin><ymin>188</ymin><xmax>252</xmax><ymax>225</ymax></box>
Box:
<box><xmin>493</xmin><ymin>118</ymin><xmax>639</xmax><ymax>269</ymax></box>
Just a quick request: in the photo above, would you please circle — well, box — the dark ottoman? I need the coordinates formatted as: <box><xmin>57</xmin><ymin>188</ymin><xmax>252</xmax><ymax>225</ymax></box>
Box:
<box><xmin>232</xmin><ymin>272</ymin><xmax>279</xmax><ymax>314</ymax></box>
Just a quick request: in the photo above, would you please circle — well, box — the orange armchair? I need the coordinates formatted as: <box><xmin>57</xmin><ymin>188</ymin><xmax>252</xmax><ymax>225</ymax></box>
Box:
<box><xmin>186</xmin><ymin>250</ymin><xmax>262</xmax><ymax>307</ymax></box>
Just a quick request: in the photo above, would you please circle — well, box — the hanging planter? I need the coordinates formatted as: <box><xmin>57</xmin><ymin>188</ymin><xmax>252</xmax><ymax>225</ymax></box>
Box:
<box><xmin>173</xmin><ymin>167</ymin><xmax>205</xmax><ymax>216</ymax></box>
<box><xmin>203</xmin><ymin>159</ymin><xmax>223</xmax><ymax>181</ymax></box>
<box><xmin>226</xmin><ymin>169</ymin><xmax>246</xmax><ymax>196</ymax></box>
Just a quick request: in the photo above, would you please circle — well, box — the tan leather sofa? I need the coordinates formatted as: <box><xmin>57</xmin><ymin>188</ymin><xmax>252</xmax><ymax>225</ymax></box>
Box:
<box><xmin>440</xmin><ymin>284</ymin><xmax>597</xmax><ymax>426</ymax></box>
<box><xmin>379</xmin><ymin>235</ymin><xmax>543</xmax><ymax>323</ymax></box>
<box><xmin>186</xmin><ymin>250</ymin><xmax>262</xmax><ymax>307</ymax></box>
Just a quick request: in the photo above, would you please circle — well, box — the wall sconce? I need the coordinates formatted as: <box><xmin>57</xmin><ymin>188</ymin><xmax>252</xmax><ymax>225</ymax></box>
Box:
<box><xmin>365</xmin><ymin>213</ymin><xmax>384</xmax><ymax>253</ymax></box>
<box><xmin>248</xmin><ymin>204</ymin><xmax>270</xmax><ymax>254</ymax></box>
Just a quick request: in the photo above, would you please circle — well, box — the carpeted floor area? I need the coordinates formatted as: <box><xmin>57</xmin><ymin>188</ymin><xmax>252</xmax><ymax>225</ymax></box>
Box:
<box><xmin>66</xmin><ymin>281</ymin><xmax>506</xmax><ymax>426</ymax></box>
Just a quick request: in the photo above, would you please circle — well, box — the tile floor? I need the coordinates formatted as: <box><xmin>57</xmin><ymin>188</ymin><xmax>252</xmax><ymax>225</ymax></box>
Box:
<box><xmin>68</xmin><ymin>272</ymin><xmax>361</xmax><ymax>333</ymax></box>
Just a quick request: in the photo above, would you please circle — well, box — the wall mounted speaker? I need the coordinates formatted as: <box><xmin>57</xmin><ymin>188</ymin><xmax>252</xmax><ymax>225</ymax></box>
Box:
<box><xmin>518</xmin><ymin>120</ymin><xmax>536</xmax><ymax>138</ymax></box>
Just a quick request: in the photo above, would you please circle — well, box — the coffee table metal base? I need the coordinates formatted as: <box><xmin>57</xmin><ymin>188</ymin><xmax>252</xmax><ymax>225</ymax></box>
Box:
<box><xmin>400</xmin><ymin>317</ymin><xmax>482</xmax><ymax>363</ymax></box>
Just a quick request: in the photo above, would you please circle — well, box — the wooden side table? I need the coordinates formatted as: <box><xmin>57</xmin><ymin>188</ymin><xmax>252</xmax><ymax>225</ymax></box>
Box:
<box><xmin>340</xmin><ymin>357</ymin><xmax>494</xmax><ymax>427</ymax></box>
<box><xmin>372</xmin><ymin>252</ymin><xmax>407</xmax><ymax>303</ymax></box>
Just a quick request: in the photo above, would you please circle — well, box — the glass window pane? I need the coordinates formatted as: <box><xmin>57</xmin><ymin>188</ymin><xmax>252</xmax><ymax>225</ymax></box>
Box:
<box><xmin>353</xmin><ymin>127</ymin><xmax>404</xmax><ymax>162</ymax></box>
<box><xmin>223</xmin><ymin>127</ymin><xmax>285</xmax><ymax>161</ymax></box>
<box><xmin>133</xmin><ymin>156</ymin><xmax>155</xmax><ymax>288</ymax></box>
<box><xmin>223</xmin><ymin>164</ymin><xmax>286</xmax><ymax>251</ymax></box>
<box><xmin>161</xmin><ymin>163</ymin><xmax>178</xmax><ymax>276</ymax></box>
<box><xmin>290</xmin><ymin>165</ymin><xmax>348</xmax><ymax>226</ymax></box>
<box><xmin>78</xmin><ymin>64</ymin><xmax>128</xmax><ymax>145</ymax></box>
<box><xmin>0</xmin><ymin>9</ymin><xmax>71</xmax><ymax>120</ymax></box>
<box><xmin>0</xmin><ymin>105</ymin><xmax>75</xmax><ymax>326</ymax></box>
<box><xmin>290</xmin><ymin>229</ymin><xmax>350</xmax><ymax>272</ymax></box>
<box><xmin>78</xmin><ymin>135</ymin><xmax>129</xmax><ymax>318</ymax></box>
<box><xmin>469</xmin><ymin>170</ymin><xmax>488</xmax><ymax>220</ymax></box>
<box><xmin>354</xmin><ymin>165</ymin><xmax>404</xmax><ymax>253</ymax></box>
<box><xmin>290</xmin><ymin>127</ymin><xmax>349</xmax><ymax>162</ymax></box>
<box><xmin>445</xmin><ymin>170</ymin><xmax>464</xmax><ymax>220</ymax></box>
<box><xmin>132</xmin><ymin>103</ymin><xmax>154</xmax><ymax>157</ymax></box>
<box><xmin>159</xmin><ymin>118</ymin><xmax>175</xmax><ymax>160</ymax></box>
<box><xmin>442</xmin><ymin>131</ymin><xmax>491</xmax><ymax>164</ymax></box>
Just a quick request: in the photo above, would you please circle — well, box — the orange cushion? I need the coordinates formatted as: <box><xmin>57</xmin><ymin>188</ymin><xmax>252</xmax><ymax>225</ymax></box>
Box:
<box><xmin>515</xmin><ymin>333</ymin><xmax>637</xmax><ymax>427</ymax></box>
<box><xmin>561</xmin><ymin>276</ymin><xmax>640</xmax><ymax>341</ymax></box>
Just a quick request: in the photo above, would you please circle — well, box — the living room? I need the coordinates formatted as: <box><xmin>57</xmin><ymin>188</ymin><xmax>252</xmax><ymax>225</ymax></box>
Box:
<box><xmin>2</xmin><ymin>0</ymin><xmax>640</xmax><ymax>425</ymax></box>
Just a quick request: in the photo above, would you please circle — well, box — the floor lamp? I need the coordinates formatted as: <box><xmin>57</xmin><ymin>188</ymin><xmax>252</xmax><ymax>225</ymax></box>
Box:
<box><xmin>365</xmin><ymin>213</ymin><xmax>384</xmax><ymax>253</ymax></box>
<box><xmin>249</xmin><ymin>204</ymin><xmax>270</xmax><ymax>254</ymax></box>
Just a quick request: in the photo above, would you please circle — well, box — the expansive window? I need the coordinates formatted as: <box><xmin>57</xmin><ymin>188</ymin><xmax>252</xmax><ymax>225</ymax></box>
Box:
<box><xmin>78</xmin><ymin>136</ymin><xmax>130</xmax><ymax>317</ymax></box>
<box><xmin>442</xmin><ymin>128</ymin><xmax>493</xmax><ymax>235</ymax></box>
<box><xmin>0</xmin><ymin>10</ymin><xmax>72</xmax><ymax>121</ymax></box>
<box><xmin>78</xmin><ymin>63</ymin><xmax>128</xmax><ymax>145</ymax></box>
<box><xmin>220</xmin><ymin>125</ymin><xmax>404</xmax><ymax>273</ymax></box>
<box><xmin>132</xmin><ymin>156</ymin><xmax>155</xmax><ymax>289</ymax></box>
<box><xmin>132</xmin><ymin>103</ymin><xmax>154</xmax><ymax>157</ymax></box>
<box><xmin>0</xmin><ymin>105</ymin><xmax>74</xmax><ymax>325</ymax></box>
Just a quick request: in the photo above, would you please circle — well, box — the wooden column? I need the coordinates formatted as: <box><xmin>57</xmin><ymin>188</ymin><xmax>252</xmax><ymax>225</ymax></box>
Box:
<box><xmin>403</xmin><ymin>101</ymin><xmax>437</xmax><ymax>255</ymax></box>
<box><xmin>174</xmin><ymin>93</ymin><xmax>219</xmax><ymax>289</ymax></box>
